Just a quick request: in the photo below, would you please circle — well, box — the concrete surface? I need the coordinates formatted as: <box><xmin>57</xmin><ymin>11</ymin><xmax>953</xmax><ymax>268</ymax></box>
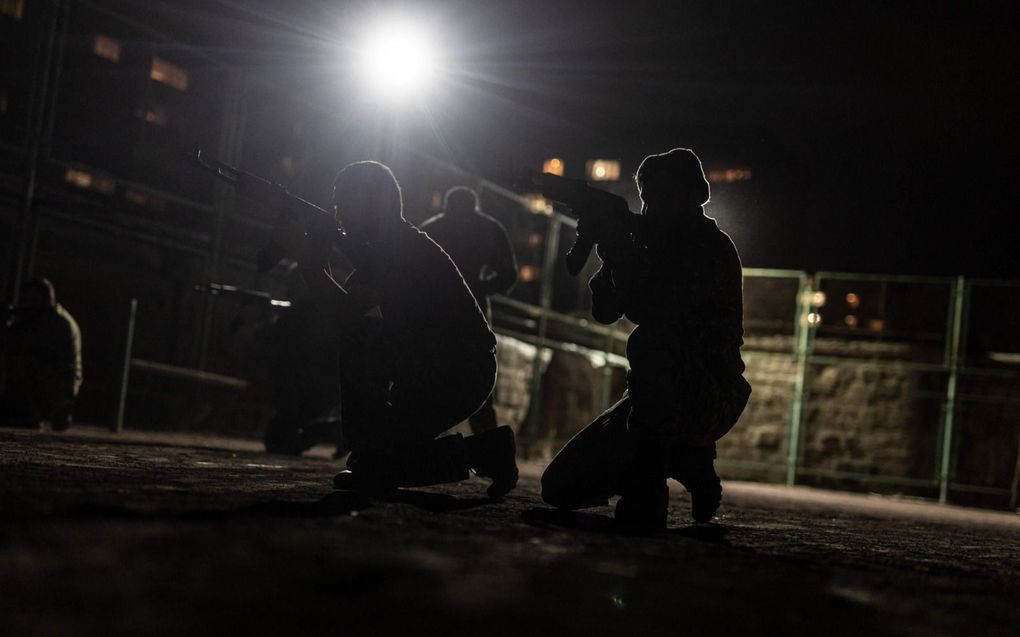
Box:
<box><xmin>1</xmin><ymin>426</ymin><xmax>1018</xmax><ymax>636</ymax></box>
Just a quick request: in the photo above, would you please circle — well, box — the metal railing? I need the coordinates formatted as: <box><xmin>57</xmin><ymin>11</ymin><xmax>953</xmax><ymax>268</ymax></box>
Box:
<box><xmin>491</xmin><ymin>261</ymin><xmax>1020</xmax><ymax>508</ymax></box>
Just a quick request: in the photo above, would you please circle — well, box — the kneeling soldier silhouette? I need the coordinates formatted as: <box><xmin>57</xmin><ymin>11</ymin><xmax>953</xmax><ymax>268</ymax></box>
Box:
<box><xmin>295</xmin><ymin>161</ymin><xmax>518</xmax><ymax>498</ymax></box>
<box><xmin>541</xmin><ymin>148</ymin><xmax>751</xmax><ymax>530</ymax></box>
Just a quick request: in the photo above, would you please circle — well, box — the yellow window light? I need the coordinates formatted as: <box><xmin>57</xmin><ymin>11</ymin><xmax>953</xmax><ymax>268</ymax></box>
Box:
<box><xmin>519</xmin><ymin>265</ymin><xmax>540</xmax><ymax>282</ymax></box>
<box><xmin>64</xmin><ymin>169</ymin><xmax>92</xmax><ymax>189</ymax></box>
<box><xmin>150</xmin><ymin>57</ymin><xmax>189</xmax><ymax>91</ymax></box>
<box><xmin>93</xmin><ymin>34</ymin><xmax>121</xmax><ymax>62</ymax></box>
<box><xmin>542</xmin><ymin>158</ymin><xmax>564</xmax><ymax>176</ymax></box>
<box><xmin>1</xmin><ymin>0</ymin><xmax>25</xmax><ymax>21</ymax></box>
<box><xmin>707</xmin><ymin>168</ymin><xmax>753</xmax><ymax>184</ymax></box>
<box><xmin>586</xmin><ymin>159</ymin><xmax>621</xmax><ymax>182</ymax></box>
<box><xmin>523</xmin><ymin>193</ymin><xmax>552</xmax><ymax>215</ymax></box>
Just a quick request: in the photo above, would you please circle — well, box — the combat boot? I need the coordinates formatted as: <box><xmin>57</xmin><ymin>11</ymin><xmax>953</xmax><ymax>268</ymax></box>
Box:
<box><xmin>465</xmin><ymin>425</ymin><xmax>519</xmax><ymax>499</ymax></box>
<box><xmin>615</xmin><ymin>482</ymin><xmax>669</xmax><ymax>533</ymax></box>
<box><xmin>332</xmin><ymin>452</ymin><xmax>399</xmax><ymax>496</ymax></box>
<box><xmin>335</xmin><ymin>435</ymin><xmax>475</xmax><ymax>495</ymax></box>
<box><xmin>614</xmin><ymin>435</ymin><xmax>670</xmax><ymax>533</ymax></box>
<box><xmin>669</xmin><ymin>444</ymin><xmax>722</xmax><ymax>523</ymax></box>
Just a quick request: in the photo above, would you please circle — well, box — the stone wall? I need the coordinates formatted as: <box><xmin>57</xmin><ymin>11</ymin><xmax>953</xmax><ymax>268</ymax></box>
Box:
<box><xmin>518</xmin><ymin>333</ymin><xmax>1019</xmax><ymax>506</ymax></box>
<box><xmin>951</xmin><ymin>372</ymin><xmax>1020</xmax><ymax>506</ymax></box>
<box><xmin>713</xmin><ymin>336</ymin><xmax>944</xmax><ymax>484</ymax></box>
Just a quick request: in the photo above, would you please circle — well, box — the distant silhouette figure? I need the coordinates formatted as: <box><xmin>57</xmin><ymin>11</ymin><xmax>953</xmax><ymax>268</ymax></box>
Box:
<box><xmin>296</xmin><ymin>162</ymin><xmax>518</xmax><ymax>498</ymax></box>
<box><xmin>422</xmin><ymin>187</ymin><xmax>518</xmax><ymax>433</ymax></box>
<box><xmin>541</xmin><ymin>148</ymin><xmax>751</xmax><ymax>530</ymax></box>
<box><xmin>0</xmin><ymin>278</ymin><xmax>82</xmax><ymax>430</ymax></box>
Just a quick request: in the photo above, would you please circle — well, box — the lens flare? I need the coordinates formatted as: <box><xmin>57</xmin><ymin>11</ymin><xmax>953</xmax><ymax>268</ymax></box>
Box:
<box><xmin>357</xmin><ymin>21</ymin><xmax>438</xmax><ymax>98</ymax></box>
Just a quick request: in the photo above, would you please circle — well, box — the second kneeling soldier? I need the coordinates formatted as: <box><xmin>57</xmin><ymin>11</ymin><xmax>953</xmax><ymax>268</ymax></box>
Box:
<box><xmin>540</xmin><ymin>148</ymin><xmax>751</xmax><ymax>529</ymax></box>
<box><xmin>297</xmin><ymin>161</ymin><xmax>518</xmax><ymax>498</ymax></box>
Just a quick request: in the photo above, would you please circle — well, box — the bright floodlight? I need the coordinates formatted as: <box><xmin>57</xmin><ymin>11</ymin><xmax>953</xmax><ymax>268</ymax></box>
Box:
<box><xmin>357</xmin><ymin>21</ymin><xmax>438</xmax><ymax>98</ymax></box>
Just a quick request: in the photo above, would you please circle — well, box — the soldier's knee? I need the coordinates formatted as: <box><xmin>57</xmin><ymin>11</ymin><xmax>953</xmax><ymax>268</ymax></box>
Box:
<box><xmin>540</xmin><ymin>467</ymin><xmax>566</xmax><ymax>508</ymax></box>
<box><xmin>540</xmin><ymin>463</ymin><xmax>582</xmax><ymax>510</ymax></box>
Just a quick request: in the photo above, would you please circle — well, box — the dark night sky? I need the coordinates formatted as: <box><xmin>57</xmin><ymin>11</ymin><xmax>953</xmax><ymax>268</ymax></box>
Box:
<box><xmin>124</xmin><ymin>0</ymin><xmax>1019</xmax><ymax>277</ymax></box>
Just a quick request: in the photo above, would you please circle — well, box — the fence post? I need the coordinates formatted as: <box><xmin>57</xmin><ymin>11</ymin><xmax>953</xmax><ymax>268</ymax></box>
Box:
<box><xmin>599</xmin><ymin>327</ymin><xmax>615</xmax><ymax>414</ymax></box>
<box><xmin>938</xmin><ymin>276</ymin><xmax>966</xmax><ymax>503</ymax></box>
<box><xmin>786</xmin><ymin>273</ymin><xmax>815</xmax><ymax>486</ymax></box>
<box><xmin>113</xmin><ymin>298</ymin><xmax>138</xmax><ymax>433</ymax></box>
<box><xmin>522</xmin><ymin>216</ymin><xmax>561</xmax><ymax>448</ymax></box>
<box><xmin>6</xmin><ymin>0</ymin><xmax>67</xmax><ymax>301</ymax></box>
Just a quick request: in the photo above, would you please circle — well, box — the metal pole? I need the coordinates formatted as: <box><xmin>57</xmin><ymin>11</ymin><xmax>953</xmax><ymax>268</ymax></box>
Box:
<box><xmin>786</xmin><ymin>273</ymin><xmax>814</xmax><ymax>486</ymax></box>
<box><xmin>114</xmin><ymin>298</ymin><xmax>138</xmax><ymax>433</ymax></box>
<box><xmin>522</xmin><ymin>216</ymin><xmax>561</xmax><ymax>448</ymax></box>
<box><xmin>599</xmin><ymin>327</ymin><xmax>615</xmax><ymax>414</ymax></box>
<box><xmin>1010</xmin><ymin>432</ymin><xmax>1020</xmax><ymax>511</ymax></box>
<box><xmin>938</xmin><ymin>276</ymin><xmax>966</xmax><ymax>503</ymax></box>
<box><xmin>7</xmin><ymin>0</ymin><xmax>65</xmax><ymax>301</ymax></box>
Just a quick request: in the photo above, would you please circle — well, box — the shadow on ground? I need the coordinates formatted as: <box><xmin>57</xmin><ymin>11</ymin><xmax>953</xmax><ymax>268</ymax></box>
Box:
<box><xmin>56</xmin><ymin>489</ymin><xmax>502</xmax><ymax>521</ymax></box>
<box><xmin>522</xmin><ymin>506</ymin><xmax>732</xmax><ymax>544</ymax></box>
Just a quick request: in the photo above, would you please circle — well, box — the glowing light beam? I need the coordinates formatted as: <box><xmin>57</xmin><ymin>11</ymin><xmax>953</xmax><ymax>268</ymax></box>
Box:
<box><xmin>356</xmin><ymin>20</ymin><xmax>439</xmax><ymax>99</ymax></box>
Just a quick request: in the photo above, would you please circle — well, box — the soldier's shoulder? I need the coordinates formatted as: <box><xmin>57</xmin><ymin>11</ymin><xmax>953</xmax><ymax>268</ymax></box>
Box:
<box><xmin>475</xmin><ymin>211</ymin><xmax>509</xmax><ymax>234</ymax></box>
<box><xmin>702</xmin><ymin>216</ymin><xmax>737</xmax><ymax>248</ymax></box>
<box><xmin>54</xmin><ymin>304</ymin><xmax>80</xmax><ymax>333</ymax></box>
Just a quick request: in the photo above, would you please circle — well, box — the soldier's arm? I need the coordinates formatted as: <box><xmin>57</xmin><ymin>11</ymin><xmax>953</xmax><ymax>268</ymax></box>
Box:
<box><xmin>481</xmin><ymin>222</ymin><xmax>519</xmax><ymax>296</ymax></box>
<box><xmin>590</xmin><ymin>258</ymin><xmax>626</xmax><ymax>324</ymax></box>
<box><xmin>297</xmin><ymin>230</ymin><xmax>379</xmax><ymax>327</ymax></box>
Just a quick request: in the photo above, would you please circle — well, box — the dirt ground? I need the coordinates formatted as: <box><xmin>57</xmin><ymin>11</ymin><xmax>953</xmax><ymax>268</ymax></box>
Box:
<box><xmin>1</xmin><ymin>426</ymin><xmax>1018</xmax><ymax>636</ymax></box>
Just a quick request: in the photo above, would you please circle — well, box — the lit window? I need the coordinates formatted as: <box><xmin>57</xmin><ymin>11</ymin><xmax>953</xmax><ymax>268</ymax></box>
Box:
<box><xmin>150</xmin><ymin>57</ymin><xmax>188</xmax><ymax>91</ymax></box>
<box><xmin>586</xmin><ymin>159</ymin><xmax>621</xmax><ymax>182</ymax></box>
<box><xmin>1</xmin><ymin>0</ymin><xmax>25</xmax><ymax>20</ymax></box>
<box><xmin>519</xmin><ymin>265</ymin><xmax>540</xmax><ymax>282</ymax></box>
<box><xmin>135</xmin><ymin>105</ymin><xmax>168</xmax><ymax>127</ymax></box>
<box><xmin>65</xmin><ymin>168</ymin><xmax>116</xmax><ymax>194</ymax></box>
<box><xmin>93</xmin><ymin>34</ymin><xmax>121</xmax><ymax>62</ymax></box>
<box><xmin>844</xmin><ymin>314</ymin><xmax>859</xmax><ymax>328</ymax></box>
<box><xmin>523</xmin><ymin>193</ymin><xmax>552</xmax><ymax>215</ymax></box>
<box><xmin>845</xmin><ymin>292</ymin><xmax>860</xmax><ymax>308</ymax></box>
<box><xmin>707</xmin><ymin>168</ymin><xmax>753</xmax><ymax>184</ymax></box>
<box><xmin>125</xmin><ymin>190</ymin><xmax>147</xmax><ymax>206</ymax></box>
<box><xmin>65</xmin><ymin>168</ymin><xmax>92</xmax><ymax>189</ymax></box>
<box><xmin>92</xmin><ymin>175</ymin><xmax>116</xmax><ymax>194</ymax></box>
<box><xmin>542</xmin><ymin>158</ymin><xmax>564</xmax><ymax>176</ymax></box>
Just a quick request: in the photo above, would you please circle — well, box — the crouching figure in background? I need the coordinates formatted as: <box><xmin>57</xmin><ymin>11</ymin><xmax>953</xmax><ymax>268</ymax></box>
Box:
<box><xmin>1</xmin><ymin>278</ymin><xmax>82</xmax><ymax>431</ymax></box>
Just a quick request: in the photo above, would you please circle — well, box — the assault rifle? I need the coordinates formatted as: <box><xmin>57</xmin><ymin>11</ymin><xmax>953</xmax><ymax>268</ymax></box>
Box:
<box><xmin>193</xmin><ymin>283</ymin><xmax>292</xmax><ymax>308</ymax></box>
<box><xmin>190</xmin><ymin>149</ymin><xmax>344</xmax><ymax>272</ymax></box>
<box><xmin>521</xmin><ymin>170</ymin><xmax>635</xmax><ymax>276</ymax></box>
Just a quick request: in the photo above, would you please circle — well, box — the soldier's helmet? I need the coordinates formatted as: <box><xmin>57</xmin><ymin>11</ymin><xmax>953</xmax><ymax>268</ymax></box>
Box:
<box><xmin>635</xmin><ymin>148</ymin><xmax>711</xmax><ymax>206</ymax></box>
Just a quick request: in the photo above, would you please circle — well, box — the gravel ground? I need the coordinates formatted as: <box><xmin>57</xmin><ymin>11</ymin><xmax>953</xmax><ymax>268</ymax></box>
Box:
<box><xmin>1</xmin><ymin>426</ymin><xmax>1018</xmax><ymax>636</ymax></box>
